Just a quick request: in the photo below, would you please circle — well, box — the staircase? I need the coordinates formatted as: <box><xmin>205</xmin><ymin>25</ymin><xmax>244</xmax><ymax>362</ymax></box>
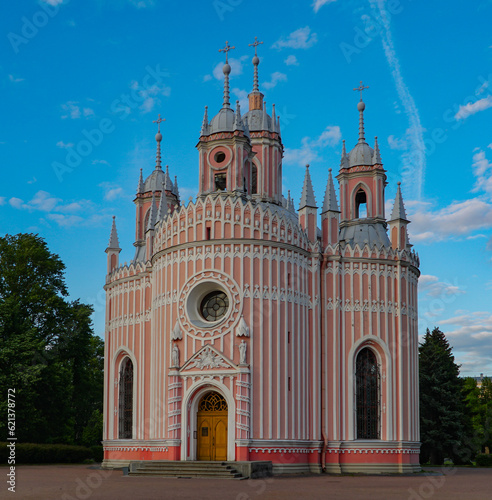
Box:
<box><xmin>128</xmin><ymin>461</ymin><xmax>246</xmax><ymax>479</ymax></box>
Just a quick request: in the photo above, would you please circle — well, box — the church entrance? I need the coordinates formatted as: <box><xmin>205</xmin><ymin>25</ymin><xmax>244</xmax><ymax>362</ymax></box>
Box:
<box><xmin>196</xmin><ymin>392</ymin><xmax>228</xmax><ymax>461</ymax></box>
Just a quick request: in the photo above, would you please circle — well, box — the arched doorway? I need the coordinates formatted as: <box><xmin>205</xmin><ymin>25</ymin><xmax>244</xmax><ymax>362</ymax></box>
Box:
<box><xmin>196</xmin><ymin>392</ymin><xmax>228</xmax><ymax>461</ymax></box>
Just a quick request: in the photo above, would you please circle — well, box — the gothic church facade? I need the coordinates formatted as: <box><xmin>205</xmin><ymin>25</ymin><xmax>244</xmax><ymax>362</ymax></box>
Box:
<box><xmin>102</xmin><ymin>43</ymin><xmax>420</xmax><ymax>474</ymax></box>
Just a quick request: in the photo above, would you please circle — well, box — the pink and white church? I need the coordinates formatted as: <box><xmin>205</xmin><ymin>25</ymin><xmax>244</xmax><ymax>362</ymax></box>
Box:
<box><xmin>102</xmin><ymin>41</ymin><xmax>421</xmax><ymax>474</ymax></box>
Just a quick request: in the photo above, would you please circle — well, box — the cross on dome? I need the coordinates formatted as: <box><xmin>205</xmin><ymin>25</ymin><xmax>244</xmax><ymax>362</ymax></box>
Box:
<box><xmin>153</xmin><ymin>114</ymin><xmax>165</xmax><ymax>133</ymax></box>
<box><xmin>248</xmin><ymin>36</ymin><xmax>263</xmax><ymax>56</ymax></box>
<box><xmin>219</xmin><ymin>40</ymin><xmax>235</xmax><ymax>63</ymax></box>
<box><xmin>353</xmin><ymin>81</ymin><xmax>369</xmax><ymax>101</ymax></box>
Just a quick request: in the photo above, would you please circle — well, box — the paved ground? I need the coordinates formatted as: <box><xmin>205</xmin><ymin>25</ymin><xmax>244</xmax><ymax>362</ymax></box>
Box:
<box><xmin>2</xmin><ymin>464</ymin><xmax>491</xmax><ymax>500</ymax></box>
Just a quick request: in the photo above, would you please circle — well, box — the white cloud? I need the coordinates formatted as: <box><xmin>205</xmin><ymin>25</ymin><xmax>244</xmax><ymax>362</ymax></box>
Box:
<box><xmin>42</xmin><ymin>0</ymin><xmax>64</xmax><ymax>5</ymax></box>
<box><xmin>419</xmin><ymin>274</ymin><xmax>466</xmax><ymax>298</ymax></box>
<box><xmin>8</xmin><ymin>74</ymin><xmax>24</xmax><ymax>83</ymax></box>
<box><xmin>99</xmin><ymin>182</ymin><xmax>125</xmax><ymax>201</ymax></box>
<box><xmin>130</xmin><ymin>80</ymin><xmax>171</xmax><ymax>114</ymax></box>
<box><xmin>203</xmin><ymin>74</ymin><xmax>212</xmax><ymax>82</ymax></box>
<box><xmin>61</xmin><ymin>101</ymin><xmax>81</xmax><ymax>119</ymax></box>
<box><xmin>387</xmin><ymin>134</ymin><xmax>407</xmax><ymax>151</ymax></box>
<box><xmin>56</xmin><ymin>141</ymin><xmax>74</xmax><ymax>149</ymax></box>
<box><xmin>0</xmin><ymin>197</ymin><xmax>6</xmax><ymax>206</ymax></box>
<box><xmin>436</xmin><ymin>311</ymin><xmax>492</xmax><ymax>375</ymax></box>
<box><xmin>83</xmin><ymin>107</ymin><xmax>95</xmax><ymax>117</ymax></box>
<box><xmin>408</xmin><ymin>197</ymin><xmax>492</xmax><ymax>242</ymax></box>
<box><xmin>27</xmin><ymin>177</ymin><xmax>37</xmax><ymax>184</ymax></box>
<box><xmin>92</xmin><ymin>159</ymin><xmax>110</xmax><ymax>166</ymax></box>
<box><xmin>272</xmin><ymin>27</ymin><xmax>318</xmax><ymax>50</ymax></box>
<box><xmin>231</xmin><ymin>88</ymin><xmax>248</xmax><ymax>112</ymax></box>
<box><xmin>312</xmin><ymin>0</ymin><xmax>337</xmax><ymax>13</ymax></box>
<box><xmin>212</xmin><ymin>56</ymin><xmax>247</xmax><ymax>81</ymax></box>
<box><xmin>9</xmin><ymin>198</ymin><xmax>24</xmax><ymax>209</ymax></box>
<box><xmin>263</xmin><ymin>72</ymin><xmax>287</xmax><ymax>90</ymax></box>
<box><xmin>284</xmin><ymin>125</ymin><xmax>341</xmax><ymax>166</ymax></box>
<box><xmin>455</xmin><ymin>95</ymin><xmax>492</xmax><ymax>120</ymax></box>
<box><xmin>471</xmin><ymin>148</ymin><xmax>492</xmax><ymax>195</ymax></box>
<box><xmin>47</xmin><ymin>213</ymin><xmax>84</xmax><ymax>227</ymax></box>
<box><xmin>370</xmin><ymin>1</ymin><xmax>426</xmax><ymax>201</ymax></box>
<box><xmin>284</xmin><ymin>55</ymin><xmax>299</xmax><ymax>66</ymax></box>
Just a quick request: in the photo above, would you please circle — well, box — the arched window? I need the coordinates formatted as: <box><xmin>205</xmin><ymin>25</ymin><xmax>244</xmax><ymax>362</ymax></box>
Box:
<box><xmin>355</xmin><ymin>189</ymin><xmax>367</xmax><ymax>218</ymax></box>
<box><xmin>251</xmin><ymin>165</ymin><xmax>258</xmax><ymax>195</ymax></box>
<box><xmin>356</xmin><ymin>348</ymin><xmax>380</xmax><ymax>439</ymax></box>
<box><xmin>118</xmin><ymin>358</ymin><xmax>133</xmax><ymax>439</ymax></box>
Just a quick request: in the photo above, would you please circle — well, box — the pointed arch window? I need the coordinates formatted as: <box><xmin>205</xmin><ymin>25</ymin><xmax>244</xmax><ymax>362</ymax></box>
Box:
<box><xmin>118</xmin><ymin>358</ymin><xmax>133</xmax><ymax>439</ymax></box>
<box><xmin>251</xmin><ymin>165</ymin><xmax>258</xmax><ymax>195</ymax></box>
<box><xmin>356</xmin><ymin>348</ymin><xmax>380</xmax><ymax>439</ymax></box>
<box><xmin>355</xmin><ymin>189</ymin><xmax>367</xmax><ymax>218</ymax></box>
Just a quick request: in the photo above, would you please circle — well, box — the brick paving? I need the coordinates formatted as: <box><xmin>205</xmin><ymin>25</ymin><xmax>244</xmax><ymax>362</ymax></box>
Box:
<box><xmin>2</xmin><ymin>464</ymin><xmax>491</xmax><ymax>500</ymax></box>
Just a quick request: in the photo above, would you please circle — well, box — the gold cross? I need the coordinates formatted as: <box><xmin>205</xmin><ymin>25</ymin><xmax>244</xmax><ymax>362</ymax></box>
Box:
<box><xmin>248</xmin><ymin>36</ymin><xmax>263</xmax><ymax>56</ymax></box>
<box><xmin>153</xmin><ymin>113</ymin><xmax>165</xmax><ymax>133</ymax></box>
<box><xmin>219</xmin><ymin>41</ymin><xmax>235</xmax><ymax>63</ymax></box>
<box><xmin>353</xmin><ymin>81</ymin><xmax>369</xmax><ymax>100</ymax></box>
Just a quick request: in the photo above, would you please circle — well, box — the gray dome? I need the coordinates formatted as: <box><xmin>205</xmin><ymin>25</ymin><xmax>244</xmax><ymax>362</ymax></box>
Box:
<box><xmin>144</xmin><ymin>169</ymin><xmax>166</xmax><ymax>192</ymax></box>
<box><xmin>209</xmin><ymin>108</ymin><xmax>235</xmax><ymax>134</ymax></box>
<box><xmin>348</xmin><ymin>142</ymin><xmax>374</xmax><ymax>167</ymax></box>
<box><xmin>339</xmin><ymin>221</ymin><xmax>390</xmax><ymax>248</ymax></box>
<box><xmin>243</xmin><ymin>109</ymin><xmax>273</xmax><ymax>132</ymax></box>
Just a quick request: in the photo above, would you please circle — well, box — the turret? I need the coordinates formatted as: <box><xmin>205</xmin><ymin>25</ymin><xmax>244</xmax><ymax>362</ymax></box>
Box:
<box><xmin>321</xmin><ymin>168</ymin><xmax>340</xmax><ymax>248</ymax></box>
<box><xmin>388</xmin><ymin>182</ymin><xmax>411</xmax><ymax>250</ymax></box>
<box><xmin>197</xmin><ymin>41</ymin><xmax>253</xmax><ymax>197</ymax></box>
<box><xmin>299</xmin><ymin>164</ymin><xmax>318</xmax><ymax>242</ymax></box>
<box><xmin>337</xmin><ymin>83</ymin><xmax>390</xmax><ymax>248</ymax></box>
<box><xmin>105</xmin><ymin>216</ymin><xmax>121</xmax><ymax>274</ymax></box>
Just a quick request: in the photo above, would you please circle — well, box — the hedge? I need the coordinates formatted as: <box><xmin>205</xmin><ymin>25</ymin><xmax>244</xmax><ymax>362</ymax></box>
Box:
<box><xmin>475</xmin><ymin>454</ymin><xmax>492</xmax><ymax>467</ymax></box>
<box><xmin>1</xmin><ymin>443</ymin><xmax>101</xmax><ymax>464</ymax></box>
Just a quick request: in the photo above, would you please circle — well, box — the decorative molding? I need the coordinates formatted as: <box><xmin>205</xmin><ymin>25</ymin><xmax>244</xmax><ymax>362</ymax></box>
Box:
<box><xmin>235</xmin><ymin>315</ymin><xmax>250</xmax><ymax>337</ymax></box>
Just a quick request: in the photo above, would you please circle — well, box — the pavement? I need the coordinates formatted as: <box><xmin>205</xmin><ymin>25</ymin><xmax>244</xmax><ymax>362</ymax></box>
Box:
<box><xmin>2</xmin><ymin>464</ymin><xmax>492</xmax><ymax>500</ymax></box>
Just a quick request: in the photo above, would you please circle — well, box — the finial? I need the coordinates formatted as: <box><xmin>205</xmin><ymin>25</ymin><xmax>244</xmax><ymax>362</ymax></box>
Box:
<box><xmin>201</xmin><ymin>106</ymin><xmax>209</xmax><ymax>136</ymax></box>
<box><xmin>329</xmin><ymin>168</ymin><xmax>332</xmax><ymax>173</ymax></box>
<box><xmin>219</xmin><ymin>41</ymin><xmax>235</xmax><ymax>109</ymax></box>
<box><xmin>153</xmin><ymin>114</ymin><xmax>165</xmax><ymax>170</ymax></box>
<box><xmin>353</xmin><ymin>81</ymin><xmax>368</xmax><ymax>143</ymax></box>
<box><xmin>397</xmin><ymin>181</ymin><xmax>401</xmax><ymax>186</ymax></box>
<box><xmin>306</xmin><ymin>163</ymin><xmax>310</xmax><ymax>169</ymax></box>
<box><xmin>137</xmin><ymin>168</ymin><xmax>144</xmax><ymax>194</ymax></box>
<box><xmin>373</xmin><ymin>136</ymin><xmax>382</xmax><ymax>164</ymax></box>
<box><xmin>249</xmin><ymin>36</ymin><xmax>263</xmax><ymax>92</ymax></box>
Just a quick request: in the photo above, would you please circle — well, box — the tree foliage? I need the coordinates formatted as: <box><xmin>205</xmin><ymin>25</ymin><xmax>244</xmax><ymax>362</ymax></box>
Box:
<box><xmin>0</xmin><ymin>234</ymin><xmax>104</xmax><ymax>445</ymax></box>
<box><xmin>419</xmin><ymin>327</ymin><xmax>468</xmax><ymax>464</ymax></box>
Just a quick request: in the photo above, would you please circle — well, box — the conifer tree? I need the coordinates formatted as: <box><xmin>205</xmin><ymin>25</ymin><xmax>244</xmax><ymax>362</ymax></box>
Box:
<box><xmin>419</xmin><ymin>327</ymin><xmax>467</xmax><ymax>464</ymax></box>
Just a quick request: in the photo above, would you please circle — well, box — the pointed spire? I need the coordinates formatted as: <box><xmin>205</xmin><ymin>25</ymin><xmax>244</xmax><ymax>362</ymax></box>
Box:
<box><xmin>277</xmin><ymin>114</ymin><xmax>281</xmax><ymax>136</ymax></box>
<box><xmin>156</xmin><ymin>183</ymin><xmax>169</xmax><ymax>223</ymax></box>
<box><xmin>272</xmin><ymin>104</ymin><xmax>277</xmax><ymax>132</ymax></box>
<box><xmin>200</xmin><ymin>106</ymin><xmax>209</xmax><ymax>136</ymax></box>
<box><xmin>146</xmin><ymin>191</ymin><xmax>157</xmax><ymax>232</ymax></box>
<box><xmin>248</xmin><ymin>37</ymin><xmax>264</xmax><ymax>111</ymax></box>
<box><xmin>340</xmin><ymin>140</ymin><xmax>349</xmax><ymax>169</ymax></box>
<box><xmin>262</xmin><ymin>100</ymin><xmax>268</xmax><ymax>129</ymax></box>
<box><xmin>390</xmin><ymin>182</ymin><xmax>409</xmax><ymax>221</ymax></box>
<box><xmin>219</xmin><ymin>41</ymin><xmax>235</xmax><ymax>109</ymax></box>
<box><xmin>153</xmin><ymin>114</ymin><xmax>165</xmax><ymax>170</ymax></box>
<box><xmin>173</xmin><ymin>175</ymin><xmax>180</xmax><ymax>201</ymax></box>
<box><xmin>249</xmin><ymin>36</ymin><xmax>263</xmax><ymax>92</ymax></box>
<box><xmin>287</xmin><ymin>190</ymin><xmax>296</xmax><ymax>213</ymax></box>
<box><xmin>299</xmin><ymin>164</ymin><xmax>317</xmax><ymax>209</ymax></box>
<box><xmin>234</xmin><ymin>100</ymin><xmax>244</xmax><ymax>130</ymax></box>
<box><xmin>322</xmin><ymin>168</ymin><xmax>340</xmax><ymax>214</ymax></box>
<box><xmin>164</xmin><ymin>165</ymin><xmax>173</xmax><ymax>192</ymax></box>
<box><xmin>106</xmin><ymin>216</ymin><xmax>121</xmax><ymax>251</ymax></box>
<box><xmin>137</xmin><ymin>168</ymin><xmax>144</xmax><ymax>194</ymax></box>
<box><xmin>372</xmin><ymin>136</ymin><xmax>382</xmax><ymax>164</ymax></box>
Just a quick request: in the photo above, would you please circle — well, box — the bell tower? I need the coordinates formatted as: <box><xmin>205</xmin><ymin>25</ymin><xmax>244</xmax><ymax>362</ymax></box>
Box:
<box><xmin>197</xmin><ymin>41</ymin><xmax>253</xmax><ymax>197</ymax></box>
<box><xmin>242</xmin><ymin>37</ymin><xmax>284</xmax><ymax>205</ymax></box>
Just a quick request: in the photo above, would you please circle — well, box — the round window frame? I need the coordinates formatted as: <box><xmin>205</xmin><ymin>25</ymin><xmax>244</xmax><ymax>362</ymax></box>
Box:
<box><xmin>186</xmin><ymin>281</ymin><xmax>231</xmax><ymax>329</ymax></box>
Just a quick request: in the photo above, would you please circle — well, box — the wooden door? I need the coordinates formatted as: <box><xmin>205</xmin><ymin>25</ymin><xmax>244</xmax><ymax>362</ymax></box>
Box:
<box><xmin>196</xmin><ymin>392</ymin><xmax>228</xmax><ymax>461</ymax></box>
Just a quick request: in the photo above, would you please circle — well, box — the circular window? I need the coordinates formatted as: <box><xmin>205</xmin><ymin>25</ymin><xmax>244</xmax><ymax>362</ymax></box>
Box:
<box><xmin>200</xmin><ymin>291</ymin><xmax>229</xmax><ymax>321</ymax></box>
<box><xmin>214</xmin><ymin>151</ymin><xmax>226</xmax><ymax>163</ymax></box>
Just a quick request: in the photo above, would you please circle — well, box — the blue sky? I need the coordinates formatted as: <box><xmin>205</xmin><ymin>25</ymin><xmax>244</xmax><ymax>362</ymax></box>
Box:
<box><xmin>1</xmin><ymin>0</ymin><xmax>491</xmax><ymax>376</ymax></box>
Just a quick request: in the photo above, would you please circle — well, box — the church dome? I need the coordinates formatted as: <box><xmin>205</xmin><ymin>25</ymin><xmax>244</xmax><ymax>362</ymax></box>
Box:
<box><xmin>348</xmin><ymin>142</ymin><xmax>374</xmax><ymax>167</ymax></box>
<box><xmin>209</xmin><ymin>107</ymin><xmax>235</xmax><ymax>134</ymax></box>
<box><xmin>243</xmin><ymin>109</ymin><xmax>272</xmax><ymax>132</ymax></box>
<box><xmin>144</xmin><ymin>169</ymin><xmax>166</xmax><ymax>192</ymax></box>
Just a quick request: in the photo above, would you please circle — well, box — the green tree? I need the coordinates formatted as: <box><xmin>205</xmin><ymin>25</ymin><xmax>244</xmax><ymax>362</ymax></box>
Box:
<box><xmin>419</xmin><ymin>327</ymin><xmax>467</xmax><ymax>464</ymax></box>
<box><xmin>0</xmin><ymin>233</ymin><xmax>104</xmax><ymax>445</ymax></box>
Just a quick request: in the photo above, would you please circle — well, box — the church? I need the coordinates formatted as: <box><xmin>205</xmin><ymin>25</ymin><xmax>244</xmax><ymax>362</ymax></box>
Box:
<box><xmin>102</xmin><ymin>41</ymin><xmax>421</xmax><ymax>474</ymax></box>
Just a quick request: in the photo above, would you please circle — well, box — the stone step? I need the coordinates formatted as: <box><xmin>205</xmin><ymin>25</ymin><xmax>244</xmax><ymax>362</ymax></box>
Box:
<box><xmin>128</xmin><ymin>461</ymin><xmax>245</xmax><ymax>479</ymax></box>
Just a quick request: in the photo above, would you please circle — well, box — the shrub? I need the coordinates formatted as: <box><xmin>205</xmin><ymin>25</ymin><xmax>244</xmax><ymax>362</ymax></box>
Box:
<box><xmin>475</xmin><ymin>454</ymin><xmax>492</xmax><ymax>467</ymax></box>
<box><xmin>91</xmin><ymin>445</ymin><xmax>104</xmax><ymax>463</ymax></box>
<box><xmin>0</xmin><ymin>443</ymin><xmax>93</xmax><ymax>464</ymax></box>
